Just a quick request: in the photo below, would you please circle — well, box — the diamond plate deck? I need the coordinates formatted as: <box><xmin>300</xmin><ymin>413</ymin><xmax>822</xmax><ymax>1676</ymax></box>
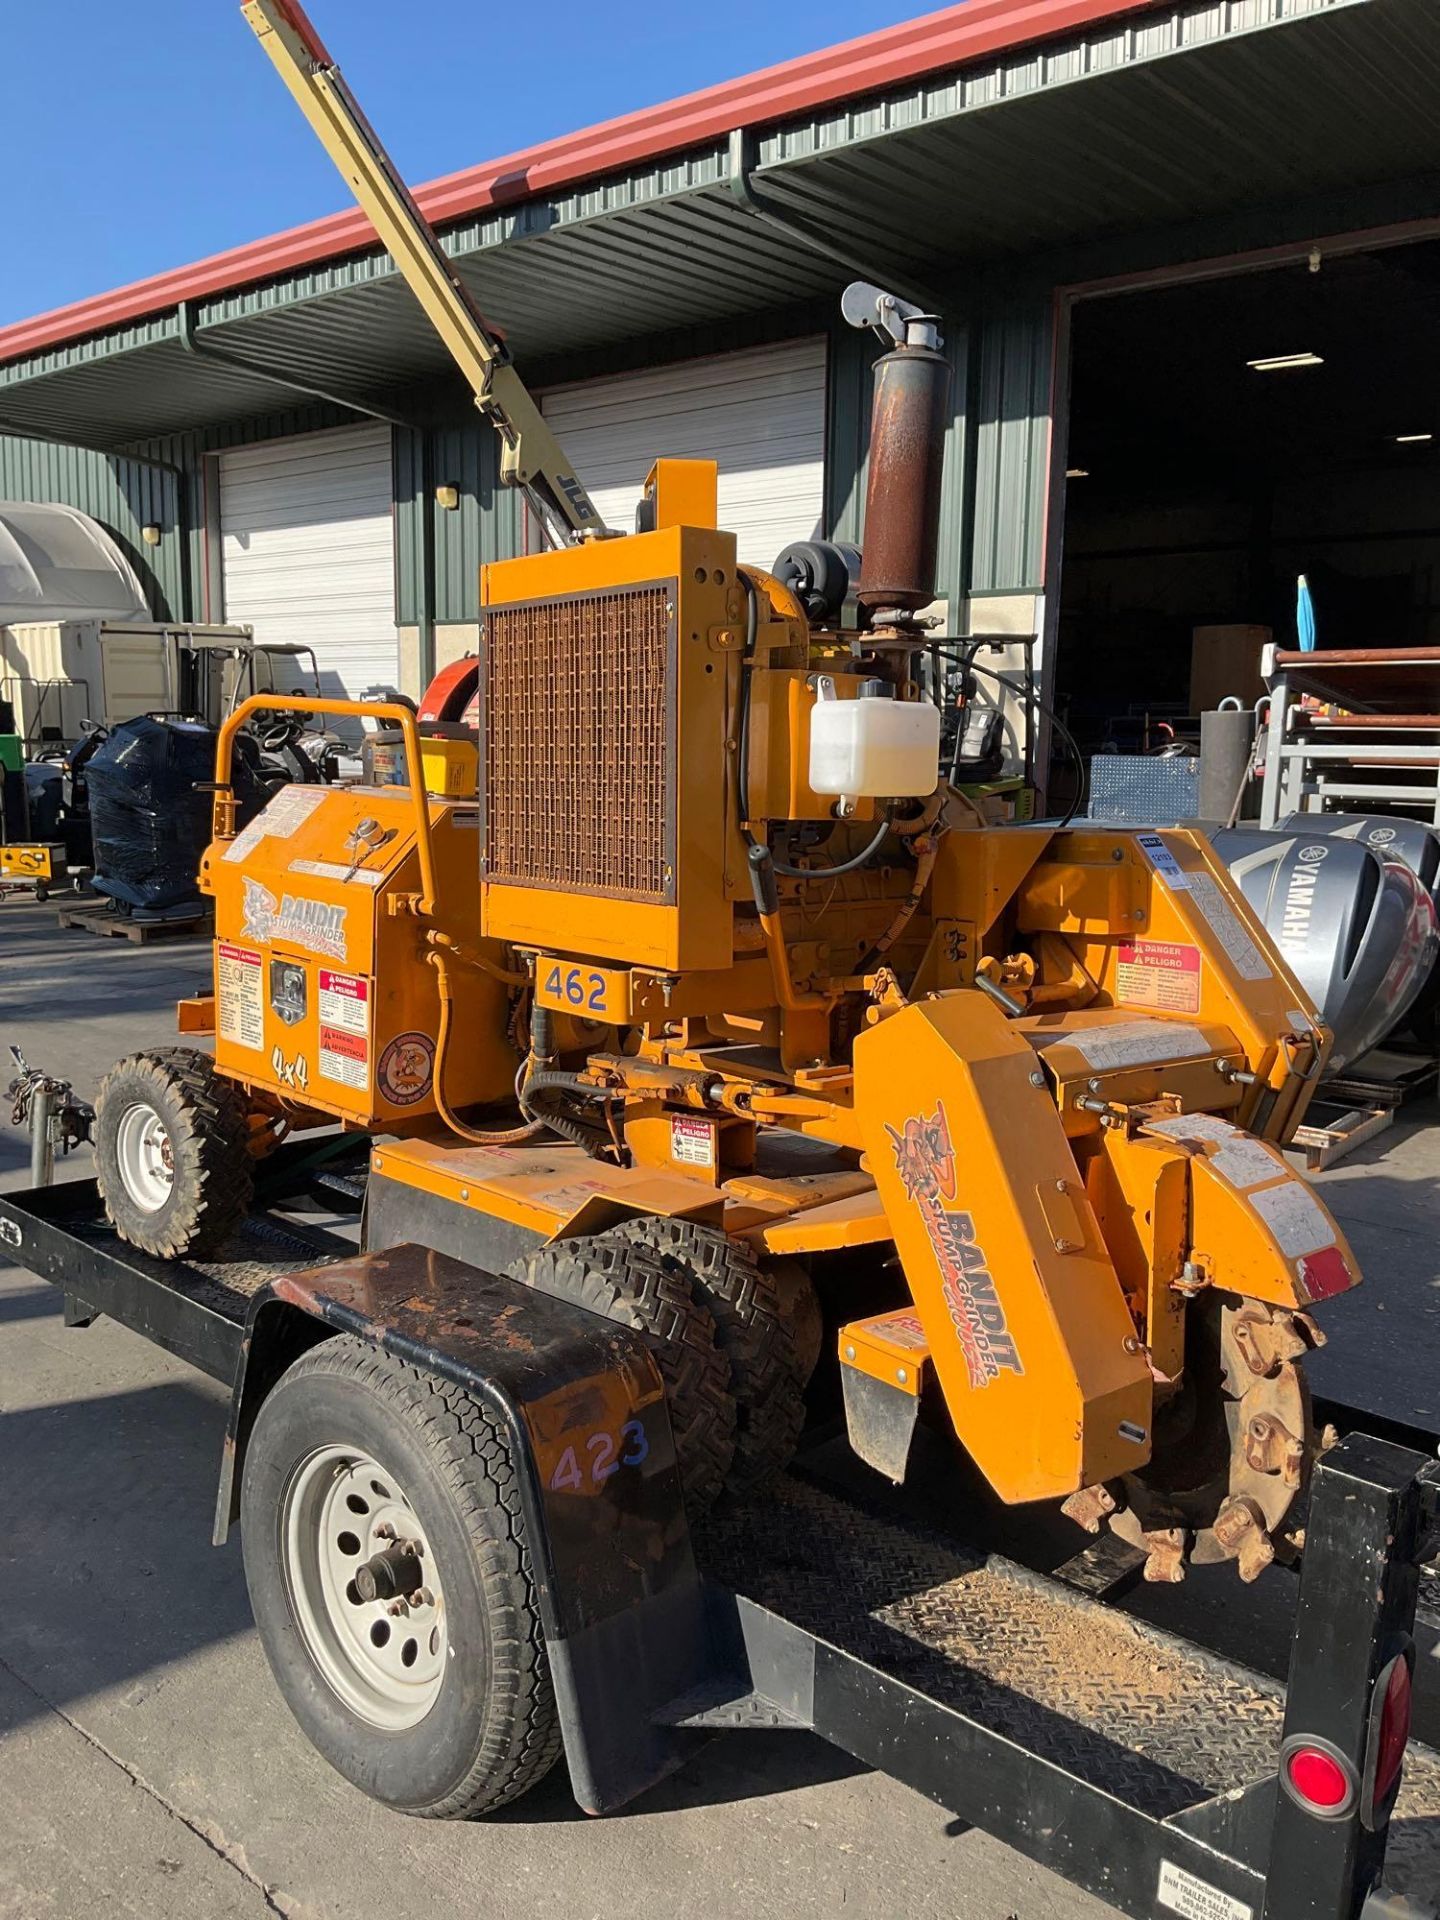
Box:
<box><xmin>694</xmin><ymin>1476</ymin><xmax>1440</xmax><ymax>1895</ymax></box>
<box><xmin>58</xmin><ymin>1208</ymin><xmax>347</xmax><ymax>1322</ymax></box>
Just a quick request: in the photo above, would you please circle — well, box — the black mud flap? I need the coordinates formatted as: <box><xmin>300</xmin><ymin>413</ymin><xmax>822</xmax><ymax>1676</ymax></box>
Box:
<box><xmin>217</xmin><ymin>1241</ymin><xmax>715</xmax><ymax>1814</ymax></box>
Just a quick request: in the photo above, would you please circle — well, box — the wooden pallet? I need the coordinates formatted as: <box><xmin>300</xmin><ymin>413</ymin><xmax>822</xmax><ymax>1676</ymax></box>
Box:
<box><xmin>1292</xmin><ymin>1043</ymin><xmax>1438</xmax><ymax>1170</ymax></box>
<box><xmin>1322</xmin><ymin>1044</ymin><xmax>1439</xmax><ymax>1110</ymax></box>
<box><xmin>56</xmin><ymin>901</ymin><xmax>212</xmax><ymax>944</ymax></box>
<box><xmin>1293</xmin><ymin>1103</ymin><xmax>1395</xmax><ymax>1172</ymax></box>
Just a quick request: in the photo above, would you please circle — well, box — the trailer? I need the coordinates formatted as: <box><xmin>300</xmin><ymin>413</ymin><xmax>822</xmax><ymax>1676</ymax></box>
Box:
<box><xmin>0</xmin><ymin>1156</ymin><xmax>1435</xmax><ymax>1920</ymax></box>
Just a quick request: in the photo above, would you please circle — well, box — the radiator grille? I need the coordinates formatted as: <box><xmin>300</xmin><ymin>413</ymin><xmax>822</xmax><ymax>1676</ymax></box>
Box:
<box><xmin>483</xmin><ymin>582</ymin><xmax>675</xmax><ymax>902</ymax></box>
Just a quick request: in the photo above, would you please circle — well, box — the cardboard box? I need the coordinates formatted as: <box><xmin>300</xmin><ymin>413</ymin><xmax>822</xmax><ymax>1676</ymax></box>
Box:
<box><xmin>1190</xmin><ymin>624</ymin><xmax>1270</xmax><ymax>713</ymax></box>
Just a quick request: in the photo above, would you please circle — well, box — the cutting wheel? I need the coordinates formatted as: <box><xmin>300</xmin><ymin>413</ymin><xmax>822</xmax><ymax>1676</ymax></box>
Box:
<box><xmin>1108</xmin><ymin>1295</ymin><xmax>1324</xmax><ymax>1583</ymax></box>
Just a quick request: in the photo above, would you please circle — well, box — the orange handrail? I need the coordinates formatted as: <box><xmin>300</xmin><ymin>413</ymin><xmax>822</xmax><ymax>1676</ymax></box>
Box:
<box><xmin>212</xmin><ymin>695</ymin><xmax>439</xmax><ymax>916</ymax></box>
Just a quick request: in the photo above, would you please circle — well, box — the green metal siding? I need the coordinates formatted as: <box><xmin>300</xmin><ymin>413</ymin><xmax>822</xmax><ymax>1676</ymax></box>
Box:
<box><xmin>969</xmin><ymin>296</ymin><xmax>1054</xmax><ymax>596</ymax></box>
<box><xmin>0</xmin><ymin>402</ymin><xmax>357</xmax><ymax>627</ymax></box>
<box><xmin>0</xmin><ymin>435</ymin><xmax>186</xmax><ymax>619</ymax></box>
<box><xmin>393</xmin><ymin>427</ymin><xmax>426</xmax><ymax>630</ymax></box>
<box><xmin>394</xmin><ymin>419</ymin><xmax>522</xmax><ymax>628</ymax></box>
<box><xmin>430</xmin><ymin>422</ymin><xmax>521</xmax><ymax>623</ymax></box>
<box><xmin>824</xmin><ymin>313</ymin><xmax>876</xmax><ymax>548</ymax></box>
<box><xmin>935</xmin><ymin>322</ymin><xmax>974</xmax><ymax>617</ymax></box>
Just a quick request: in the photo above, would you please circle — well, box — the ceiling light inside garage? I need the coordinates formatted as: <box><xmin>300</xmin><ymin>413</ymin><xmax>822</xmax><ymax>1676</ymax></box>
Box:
<box><xmin>1246</xmin><ymin>351</ymin><xmax>1324</xmax><ymax>371</ymax></box>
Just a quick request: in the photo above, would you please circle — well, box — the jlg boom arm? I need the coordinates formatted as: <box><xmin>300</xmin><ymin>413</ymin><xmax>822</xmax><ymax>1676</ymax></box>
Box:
<box><xmin>240</xmin><ymin>0</ymin><xmax>609</xmax><ymax>543</ymax></box>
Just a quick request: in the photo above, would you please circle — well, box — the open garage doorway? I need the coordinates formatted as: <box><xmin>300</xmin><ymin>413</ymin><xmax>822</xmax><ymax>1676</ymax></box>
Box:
<box><xmin>1051</xmin><ymin>236</ymin><xmax>1440</xmax><ymax>815</ymax></box>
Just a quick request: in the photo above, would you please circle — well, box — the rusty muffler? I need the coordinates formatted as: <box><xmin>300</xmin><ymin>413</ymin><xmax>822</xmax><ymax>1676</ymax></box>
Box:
<box><xmin>844</xmin><ymin>283</ymin><xmax>952</xmax><ymax>616</ymax></box>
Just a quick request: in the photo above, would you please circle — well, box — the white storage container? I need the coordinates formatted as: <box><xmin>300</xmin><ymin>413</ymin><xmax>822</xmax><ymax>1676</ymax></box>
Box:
<box><xmin>808</xmin><ymin>677</ymin><xmax>940</xmax><ymax>798</ymax></box>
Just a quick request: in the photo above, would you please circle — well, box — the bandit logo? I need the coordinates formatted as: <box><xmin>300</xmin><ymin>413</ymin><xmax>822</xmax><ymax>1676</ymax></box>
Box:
<box><xmin>241</xmin><ymin>878</ymin><xmax>348</xmax><ymax>961</ymax></box>
<box><xmin>886</xmin><ymin>1100</ymin><xmax>1024</xmax><ymax>1389</ymax></box>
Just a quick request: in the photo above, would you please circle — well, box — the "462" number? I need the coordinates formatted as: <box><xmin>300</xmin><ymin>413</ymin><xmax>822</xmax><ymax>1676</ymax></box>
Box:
<box><xmin>544</xmin><ymin>963</ymin><xmax>608</xmax><ymax>1014</ymax></box>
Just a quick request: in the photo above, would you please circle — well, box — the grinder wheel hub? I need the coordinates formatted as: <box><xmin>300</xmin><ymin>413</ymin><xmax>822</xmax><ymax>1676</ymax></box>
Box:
<box><xmin>1107</xmin><ymin>1297</ymin><xmax>1321</xmax><ymax>1583</ymax></box>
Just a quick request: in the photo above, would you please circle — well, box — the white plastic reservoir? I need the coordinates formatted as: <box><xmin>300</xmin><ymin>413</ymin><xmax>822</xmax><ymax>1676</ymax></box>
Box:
<box><xmin>808</xmin><ymin>676</ymin><xmax>940</xmax><ymax>798</ymax></box>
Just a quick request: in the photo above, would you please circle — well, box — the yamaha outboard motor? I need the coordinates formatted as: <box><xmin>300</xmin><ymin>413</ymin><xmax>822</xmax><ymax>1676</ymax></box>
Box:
<box><xmin>1213</xmin><ymin>826</ymin><xmax>1439</xmax><ymax>1070</ymax></box>
<box><xmin>1275</xmin><ymin>813</ymin><xmax>1440</xmax><ymax>1045</ymax></box>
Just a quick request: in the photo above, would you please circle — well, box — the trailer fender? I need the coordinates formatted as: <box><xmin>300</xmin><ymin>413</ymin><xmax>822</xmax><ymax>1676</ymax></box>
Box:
<box><xmin>215</xmin><ymin>1240</ymin><xmax>712</xmax><ymax>1814</ymax></box>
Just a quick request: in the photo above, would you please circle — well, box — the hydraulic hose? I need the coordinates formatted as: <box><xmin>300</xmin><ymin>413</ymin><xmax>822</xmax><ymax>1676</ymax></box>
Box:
<box><xmin>520</xmin><ymin>1068</ymin><xmax>617</xmax><ymax>1157</ymax></box>
<box><xmin>855</xmin><ymin>834</ymin><xmax>939</xmax><ymax>974</ymax></box>
<box><xmin>427</xmin><ymin>926</ymin><xmax>527</xmax><ymax>988</ymax></box>
<box><xmin>511</xmin><ymin>1002</ymin><xmax>619</xmax><ymax>1158</ymax></box>
<box><xmin>426</xmin><ymin>945</ymin><xmax>545</xmax><ymax>1146</ymax></box>
<box><xmin>768</xmin><ymin>818</ymin><xmax>892</xmax><ymax>879</ymax></box>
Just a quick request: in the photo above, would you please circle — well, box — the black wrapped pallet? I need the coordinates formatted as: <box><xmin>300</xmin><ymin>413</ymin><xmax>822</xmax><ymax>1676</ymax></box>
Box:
<box><xmin>86</xmin><ymin>717</ymin><xmax>261</xmax><ymax>918</ymax></box>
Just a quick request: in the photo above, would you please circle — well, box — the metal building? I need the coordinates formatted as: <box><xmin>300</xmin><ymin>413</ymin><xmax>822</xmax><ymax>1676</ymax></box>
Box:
<box><xmin>2</xmin><ymin>0</ymin><xmax>1438</xmax><ymax>729</ymax></box>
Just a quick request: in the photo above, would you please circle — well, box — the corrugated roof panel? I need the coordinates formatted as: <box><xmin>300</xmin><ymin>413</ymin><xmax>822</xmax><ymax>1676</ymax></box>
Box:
<box><xmin>2</xmin><ymin>0</ymin><xmax>1434</xmax><ymax>456</ymax></box>
<box><xmin>0</xmin><ymin>312</ymin><xmax>181</xmax><ymax>387</ymax></box>
<box><xmin>755</xmin><ymin>0</ymin><xmax>1371</xmax><ymax>164</ymax></box>
<box><xmin>0</xmin><ymin>1</ymin><xmax>1181</xmax><ymax>366</ymax></box>
<box><xmin>0</xmin><ymin>340</ymin><xmax>329</xmax><ymax>446</ymax></box>
<box><xmin>752</xmin><ymin>0</ymin><xmax>1439</xmax><ymax>265</ymax></box>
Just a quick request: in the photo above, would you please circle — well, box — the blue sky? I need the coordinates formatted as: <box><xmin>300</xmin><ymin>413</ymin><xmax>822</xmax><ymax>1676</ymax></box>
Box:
<box><xmin>3</xmin><ymin>0</ymin><xmax>933</xmax><ymax>328</ymax></box>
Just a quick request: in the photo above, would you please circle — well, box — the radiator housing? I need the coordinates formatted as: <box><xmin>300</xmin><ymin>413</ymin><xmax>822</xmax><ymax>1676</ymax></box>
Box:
<box><xmin>478</xmin><ymin>524</ymin><xmax>741</xmax><ymax>971</ymax></box>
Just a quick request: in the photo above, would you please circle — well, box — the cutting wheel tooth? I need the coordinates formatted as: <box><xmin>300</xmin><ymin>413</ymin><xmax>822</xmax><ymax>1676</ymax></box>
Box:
<box><xmin>1141</xmin><ymin>1528</ymin><xmax>1188</xmax><ymax>1584</ymax></box>
<box><xmin>1061</xmin><ymin>1484</ymin><xmax>1118</xmax><ymax>1535</ymax></box>
<box><xmin>1213</xmin><ymin>1496</ymin><xmax>1276</xmax><ymax>1582</ymax></box>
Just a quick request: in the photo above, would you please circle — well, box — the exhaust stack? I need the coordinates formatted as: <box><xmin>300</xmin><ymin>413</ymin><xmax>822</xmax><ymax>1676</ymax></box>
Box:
<box><xmin>843</xmin><ymin>282</ymin><xmax>952</xmax><ymax>616</ymax></box>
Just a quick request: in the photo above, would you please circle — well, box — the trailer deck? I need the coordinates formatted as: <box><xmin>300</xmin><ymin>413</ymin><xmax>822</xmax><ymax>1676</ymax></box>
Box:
<box><xmin>0</xmin><ymin>1171</ymin><xmax>352</xmax><ymax>1380</ymax></box>
<box><xmin>695</xmin><ymin>1474</ymin><xmax>1440</xmax><ymax>1899</ymax></box>
<box><xmin>1</xmin><ymin>1174</ymin><xmax>1437</xmax><ymax>1919</ymax></box>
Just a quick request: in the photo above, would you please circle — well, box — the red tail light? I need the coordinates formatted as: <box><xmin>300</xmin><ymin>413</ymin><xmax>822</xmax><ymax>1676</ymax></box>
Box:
<box><xmin>1367</xmin><ymin>1651</ymin><xmax>1413</xmax><ymax>1820</ymax></box>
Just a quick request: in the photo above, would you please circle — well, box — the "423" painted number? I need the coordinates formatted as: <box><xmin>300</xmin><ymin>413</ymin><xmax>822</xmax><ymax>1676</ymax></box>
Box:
<box><xmin>544</xmin><ymin>963</ymin><xmax>608</xmax><ymax>1014</ymax></box>
<box><xmin>549</xmin><ymin>1420</ymin><xmax>649</xmax><ymax>1491</ymax></box>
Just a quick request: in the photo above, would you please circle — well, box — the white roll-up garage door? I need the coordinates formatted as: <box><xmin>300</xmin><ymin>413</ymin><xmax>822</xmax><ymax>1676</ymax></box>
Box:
<box><xmin>541</xmin><ymin>338</ymin><xmax>827</xmax><ymax>568</ymax></box>
<box><xmin>219</xmin><ymin>423</ymin><xmax>398</xmax><ymax>697</ymax></box>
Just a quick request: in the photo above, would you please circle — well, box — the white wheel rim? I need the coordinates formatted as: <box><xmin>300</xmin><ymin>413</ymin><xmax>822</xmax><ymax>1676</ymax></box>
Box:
<box><xmin>280</xmin><ymin>1445</ymin><xmax>447</xmax><ymax>1730</ymax></box>
<box><xmin>114</xmin><ymin>1101</ymin><xmax>175</xmax><ymax>1213</ymax></box>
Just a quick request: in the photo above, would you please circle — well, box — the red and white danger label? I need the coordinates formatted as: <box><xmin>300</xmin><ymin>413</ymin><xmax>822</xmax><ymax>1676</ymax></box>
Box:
<box><xmin>318</xmin><ymin>970</ymin><xmax>369</xmax><ymax>1035</ymax></box>
<box><xmin>670</xmin><ymin>1115</ymin><xmax>714</xmax><ymax>1168</ymax></box>
<box><xmin>1116</xmin><ymin>939</ymin><xmax>1201</xmax><ymax>1015</ymax></box>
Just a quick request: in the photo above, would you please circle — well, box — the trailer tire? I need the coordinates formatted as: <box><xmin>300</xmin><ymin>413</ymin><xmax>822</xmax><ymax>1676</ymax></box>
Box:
<box><xmin>240</xmin><ymin>1335</ymin><xmax>561</xmax><ymax>1819</ymax></box>
<box><xmin>514</xmin><ymin>1230</ymin><xmax>736</xmax><ymax>1514</ymax></box>
<box><xmin>94</xmin><ymin>1047</ymin><xmax>253</xmax><ymax>1258</ymax></box>
<box><xmin>608</xmin><ymin>1218</ymin><xmax>808</xmax><ymax>1494</ymax></box>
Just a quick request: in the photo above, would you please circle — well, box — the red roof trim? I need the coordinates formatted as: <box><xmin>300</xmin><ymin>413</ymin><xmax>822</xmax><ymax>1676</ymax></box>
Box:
<box><xmin>0</xmin><ymin>0</ymin><xmax>1158</xmax><ymax>367</ymax></box>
